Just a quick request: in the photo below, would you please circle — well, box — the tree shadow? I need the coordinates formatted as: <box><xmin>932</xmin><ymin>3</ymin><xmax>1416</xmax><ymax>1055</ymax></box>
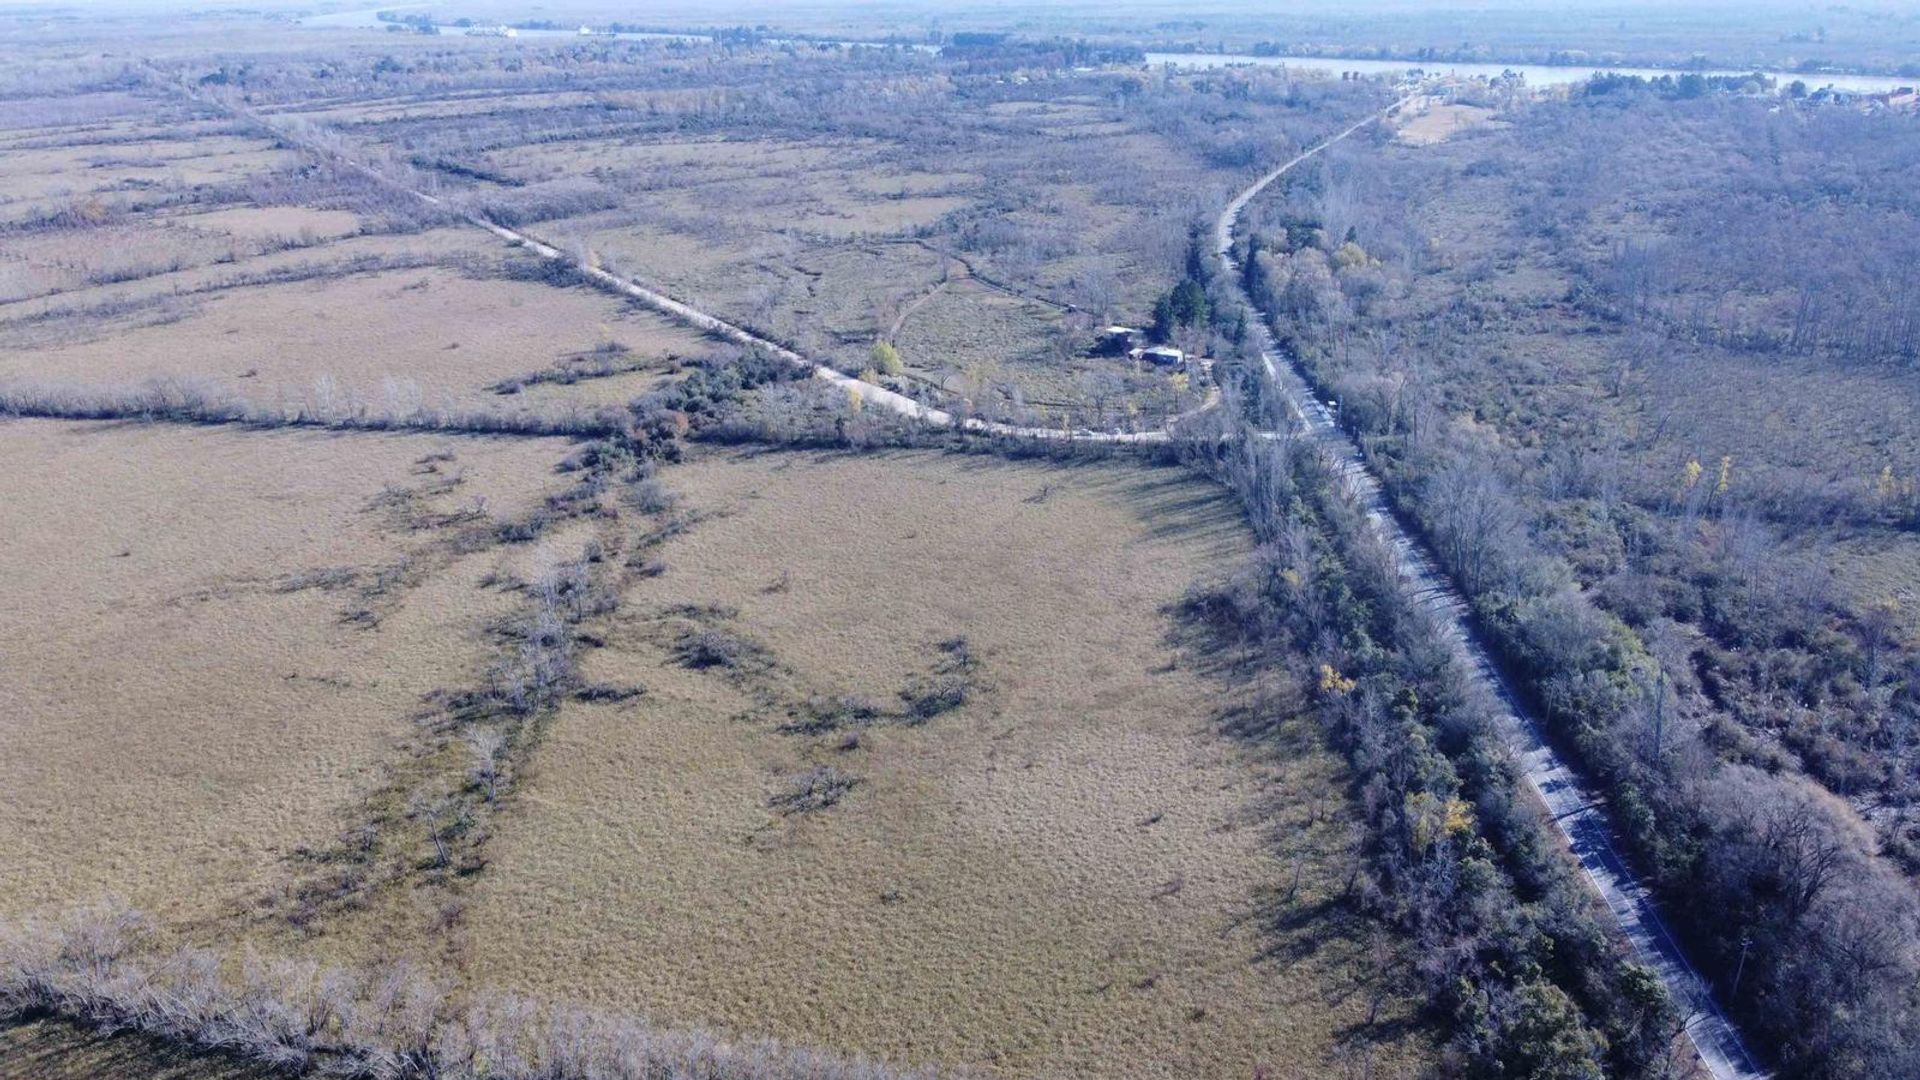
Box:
<box><xmin>0</xmin><ymin>1017</ymin><xmax>272</xmax><ymax>1080</ymax></box>
<box><xmin>1164</xmin><ymin>582</ymin><xmax>1440</xmax><ymax>1063</ymax></box>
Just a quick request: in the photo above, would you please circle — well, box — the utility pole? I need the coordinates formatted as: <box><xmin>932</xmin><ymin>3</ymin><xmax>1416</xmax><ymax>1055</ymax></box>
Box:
<box><xmin>1730</xmin><ymin>933</ymin><xmax>1754</xmax><ymax>999</ymax></box>
<box><xmin>1653</xmin><ymin>669</ymin><xmax>1666</xmax><ymax>759</ymax></box>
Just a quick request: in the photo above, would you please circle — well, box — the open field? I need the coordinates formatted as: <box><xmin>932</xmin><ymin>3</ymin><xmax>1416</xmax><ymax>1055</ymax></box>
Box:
<box><xmin>217</xmin><ymin>40</ymin><xmax>1384</xmax><ymax>427</ymax></box>
<box><xmin>0</xmin><ymin>96</ymin><xmax>712</xmax><ymax>414</ymax></box>
<box><xmin>0</xmin><ymin>20</ymin><xmax>1439</xmax><ymax>1080</ymax></box>
<box><xmin>0</xmin><ymin>262</ymin><xmax>705</xmax><ymax>412</ymax></box>
<box><xmin>461</xmin><ymin>447</ymin><xmax>1425</xmax><ymax>1079</ymax></box>
<box><xmin>1394</xmin><ymin>102</ymin><xmax>1501</xmax><ymax>145</ymax></box>
<box><xmin>4</xmin><ymin>4</ymin><xmax>1918</xmax><ymax>1079</ymax></box>
<box><xmin>0</xmin><ymin>420</ymin><xmax>570</xmax><ymax>927</ymax></box>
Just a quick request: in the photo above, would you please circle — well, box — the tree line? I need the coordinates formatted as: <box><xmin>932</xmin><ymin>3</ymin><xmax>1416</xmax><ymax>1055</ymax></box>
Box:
<box><xmin>1230</xmin><ymin>95</ymin><xmax>1920</xmax><ymax>1078</ymax></box>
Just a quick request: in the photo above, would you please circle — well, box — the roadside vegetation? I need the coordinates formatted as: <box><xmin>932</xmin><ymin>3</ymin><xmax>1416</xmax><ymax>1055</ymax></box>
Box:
<box><xmin>1232</xmin><ymin>76</ymin><xmax>1920</xmax><ymax>1078</ymax></box>
<box><xmin>4</xmin><ymin>7</ymin><xmax>1916</xmax><ymax>1080</ymax></box>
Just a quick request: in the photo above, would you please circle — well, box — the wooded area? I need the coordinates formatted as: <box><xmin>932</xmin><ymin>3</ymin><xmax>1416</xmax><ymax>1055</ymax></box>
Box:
<box><xmin>1229</xmin><ymin>79</ymin><xmax>1920</xmax><ymax>1079</ymax></box>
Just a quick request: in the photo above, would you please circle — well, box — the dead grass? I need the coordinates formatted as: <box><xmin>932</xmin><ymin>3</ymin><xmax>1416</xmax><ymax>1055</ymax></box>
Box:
<box><xmin>0</xmin><ymin>134</ymin><xmax>298</xmax><ymax>225</ymax></box>
<box><xmin>1395</xmin><ymin>103</ymin><xmax>1502</xmax><ymax>145</ymax></box>
<box><xmin>0</xmin><ymin>228</ymin><xmax>484</xmax><ymax>322</ymax></box>
<box><xmin>0</xmin><ymin>264</ymin><xmax>708</xmax><ymax>410</ymax></box>
<box><xmin>0</xmin><ymin>1019</ymin><xmax>267</xmax><ymax>1080</ymax></box>
<box><xmin>177</xmin><ymin>205</ymin><xmax>365</xmax><ymax>244</ymax></box>
<box><xmin>0</xmin><ymin>58</ymin><xmax>1421</xmax><ymax>1079</ymax></box>
<box><xmin>460</xmin><ymin>447</ymin><xmax>1428</xmax><ymax>1079</ymax></box>
<box><xmin>0</xmin><ymin>420</ymin><xmax>570</xmax><ymax>927</ymax></box>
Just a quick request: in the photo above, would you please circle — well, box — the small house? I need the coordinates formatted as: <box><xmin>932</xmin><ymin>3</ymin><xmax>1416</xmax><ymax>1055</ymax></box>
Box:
<box><xmin>1096</xmin><ymin>325</ymin><xmax>1142</xmax><ymax>355</ymax></box>
<box><xmin>1133</xmin><ymin>345</ymin><xmax>1185</xmax><ymax>367</ymax></box>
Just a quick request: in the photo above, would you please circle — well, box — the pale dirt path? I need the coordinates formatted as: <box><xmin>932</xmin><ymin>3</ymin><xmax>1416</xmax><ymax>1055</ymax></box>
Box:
<box><xmin>180</xmin><ymin>79</ymin><xmax>1771</xmax><ymax>1076</ymax></box>
<box><xmin>885</xmin><ymin>278</ymin><xmax>950</xmax><ymax>341</ymax></box>
<box><xmin>1215</xmin><ymin>98</ymin><xmax>1770</xmax><ymax>1080</ymax></box>
<box><xmin>209</xmin><ymin>81</ymin><xmax>1380</xmax><ymax>445</ymax></box>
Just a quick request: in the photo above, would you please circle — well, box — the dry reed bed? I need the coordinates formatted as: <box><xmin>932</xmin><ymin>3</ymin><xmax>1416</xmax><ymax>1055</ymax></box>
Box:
<box><xmin>460</xmin><ymin>447</ymin><xmax>1428</xmax><ymax>1079</ymax></box>
<box><xmin>0</xmin><ymin>420</ymin><xmax>570</xmax><ymax>926</ymax></box>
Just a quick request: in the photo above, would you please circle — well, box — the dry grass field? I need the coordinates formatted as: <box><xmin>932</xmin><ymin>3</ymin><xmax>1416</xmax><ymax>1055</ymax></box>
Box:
<box><xmin>1394</xmin><ymin>102</ymin><xmax>1502</xmax><ymax>145</ymax></box>
<box><xmin>262</xmin><ymin>51</ymin><xmax>1343</xmax><ymax>421</ymax></box>
<box><xmin>0</xmin><ymin>420</ymin><xmax>569</xmax><ymax>927</ymax></box>
<box><xmin>0</xmin><ymin>23</ymin><xmax>1426</xmax><ymax>1080</ymax></box>
<box><xmin>0</xmin><ymin>263</ymin><xmax>706</xmax><ymax>411</ymax></box>
<box><xmin>459</xmin><ymin>448</ymin><xmax>1427</xmax><ymax>1079</ymax></box>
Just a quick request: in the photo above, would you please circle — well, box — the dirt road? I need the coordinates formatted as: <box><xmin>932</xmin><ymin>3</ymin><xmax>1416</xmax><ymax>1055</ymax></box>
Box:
<box><xmin>205</xmin><ymin>78</ymin><xmax>1768</xmax><ymax>1075</ymax></box>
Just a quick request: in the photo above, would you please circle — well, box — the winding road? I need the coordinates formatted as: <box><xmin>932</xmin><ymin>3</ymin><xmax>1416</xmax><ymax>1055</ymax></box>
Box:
<box><xmin>1212</xmin><ymin>103</ymin><xmax>1769</xmax><ymax>1080</ymax></box>
<box><xmin>238</xmin><ymin>80</ymin><xmax>1764</xmax><ymax>1075</ymax></box>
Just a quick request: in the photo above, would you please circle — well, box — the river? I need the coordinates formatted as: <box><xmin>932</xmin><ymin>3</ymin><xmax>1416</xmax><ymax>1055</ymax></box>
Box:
<box><xmin>1143</xmin><ymin>51</ymin><xmax>1910</xmax><ymax>95</ymax></box>
<box><xmin>297</xmin><ymin>10</ymin><xmax>1908</xmax><ymax>95</ymax></box>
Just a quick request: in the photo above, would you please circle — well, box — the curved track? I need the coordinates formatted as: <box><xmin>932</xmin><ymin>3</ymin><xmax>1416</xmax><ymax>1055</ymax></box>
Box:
<box><xmin>238</xmin><ymin>81</ymin><xmax>1764</xmax><ymax>1074</ymax></box>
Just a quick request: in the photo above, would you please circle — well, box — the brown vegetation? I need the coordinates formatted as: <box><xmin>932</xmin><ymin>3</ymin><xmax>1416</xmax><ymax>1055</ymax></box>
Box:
<box><xmin>459</xmin><ymin>448</ymin><xmax>1427</xmax><ymax>1079</ymax></box>
<box><xmin>0</xmin><ymin>420</ymin><xmax>567</xmax><ymax>925</ymax></box>
<box><xmin>0</xmin><ymin>15</ymin><xmax>1512</xmax><ymax>1080</ymax></box>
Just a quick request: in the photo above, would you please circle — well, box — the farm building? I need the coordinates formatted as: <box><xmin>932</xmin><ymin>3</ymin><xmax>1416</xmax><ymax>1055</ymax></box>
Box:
<box><xmin>1132</xmin><ymin>345</ymin><xmax>1185</xmax><ymax>367</ymax></box>
<box><xmin>1097</xmin><ymin>325</ymin><xmax>1143</xmax><ymax>354</ymax></box>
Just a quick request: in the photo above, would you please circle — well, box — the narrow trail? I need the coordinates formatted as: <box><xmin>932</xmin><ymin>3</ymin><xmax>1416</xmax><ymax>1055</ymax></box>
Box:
<box><xmin>174</xmin><ymin>79</ymin><xmax>1773</xmax><ymax>1075</ymax></box>
<box><xmin>884</xmin><ymin>271</ymin><xmax>952</xmax><ymax>342</ymax></box>
<box><xmin>1213</xmin><ymin>102</ymin><xmax>1770</xmax><ymax>1080</ymax></box>
<box><xmin>210</xmin><ymin>82</ymin><xmax>1382</xmax><ymax>445</ymax></box>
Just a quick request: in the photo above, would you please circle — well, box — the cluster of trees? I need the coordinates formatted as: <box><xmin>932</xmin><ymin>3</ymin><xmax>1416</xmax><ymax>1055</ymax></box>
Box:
<box><xmin>1241</xmin><ymin>91</ymin><xmax>1920</xmax><ymax>1078</ymax></box>
<box><xmin>0</xmin><ymin>375</ymin><xmax>627</xmax><ymax>439</ymax></box>
<box><xmin>1175</xmin><ymin>405</ymin><xmax>1676</xmax><ymax>1078</ymax></box>
<box><xmin>1561</xmin><ymin>94</ymin><xmax>1920</xmax><ymax>371</ymax></box>
<box><xmin>1154</xmin><ymin>239</ymin><xmax>1680</xmax><ymax>1077</ymax></box>
<box><xmin>625</xmin><ymin>345</ymin><xmax>809</xmax><ymax>458</ymax></box>
<box><xmin>939</xmin><ymin>34</ymin><xmax>1144</xmax><ymax>69</ymax></box>
<box><xmin>0</xmin><ymin>903</ymin><xmax>921</xmax><ymax>1080</ymax></box>
<box><xmin>1580</xmin><ymin>72</ymin><xmax>1775</xmax><ymax>99</ymax></box>
<box><xmin>375</xmin><ymin>11</ymin><xmax>438</xmax><ymax>34</ymax></box>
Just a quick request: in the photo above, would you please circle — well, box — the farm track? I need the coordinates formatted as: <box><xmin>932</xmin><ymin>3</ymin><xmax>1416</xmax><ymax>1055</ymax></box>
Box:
<box><xmin>1213</xmin><ymin>103</ymin><xmax>1769</xmax><ymax>1080</ymax></box>
<box><xmin>184</xmin><ymin>80</ymin><xmax>1765</xmax><ymax>1075</ymax></box>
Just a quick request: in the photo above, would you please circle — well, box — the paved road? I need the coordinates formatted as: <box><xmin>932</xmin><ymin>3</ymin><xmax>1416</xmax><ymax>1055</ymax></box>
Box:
<box><xmin>1212</xmin><ymin>111</ymin><xmax>1769</xmax><ymax>1080</ymax></box>
<box><xmin>213</xmin><ymin>78</ymin><xmax>1773</xmax><ymax>1075</ymax></box>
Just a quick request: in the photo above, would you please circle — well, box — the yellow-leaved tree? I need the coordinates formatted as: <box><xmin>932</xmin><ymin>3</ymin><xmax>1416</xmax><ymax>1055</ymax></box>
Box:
<box><xmin>869</xmin><ymin>341</ymin><xmax>905</xmax><ymax>377</ymax></box>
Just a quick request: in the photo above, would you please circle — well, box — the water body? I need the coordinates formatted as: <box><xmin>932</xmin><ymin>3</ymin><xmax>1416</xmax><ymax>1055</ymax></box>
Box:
<box><xmin>295</xmin><ymin>11</ymin><xmax>1905</xmax><ymax>94</ymax></box>
<box><xmin>1143</xmin><ymin>51</ymin><xmax>1912</xmax><ymax>95</ymax></box>
<box><xmin>299</xmin><ymin>8</ymin><xmax>933</xmax><ymax>51</ymax></box>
